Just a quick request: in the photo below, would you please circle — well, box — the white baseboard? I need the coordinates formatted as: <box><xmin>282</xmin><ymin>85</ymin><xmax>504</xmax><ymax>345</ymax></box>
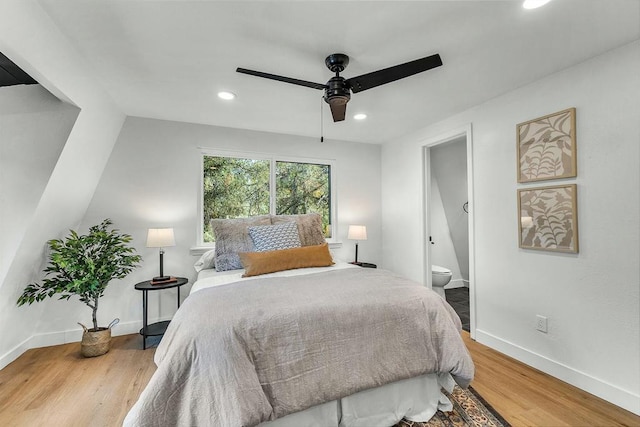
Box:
<box><xmin>28</xmin><ymin>319</ymin><xmax>146</xmax><ymax>348</ymax></box>
<box><xmin>475</xmin><ymin>329</ymin><xmax>640</xmax><ymax>416</ymax></box>
<box><xmin>0</xmin><ymin>336</ymin><xmax>31</xmax><ymax>371</ymax></box>
<box><xmin>0</xmin><ymin>317</ymin><xmax>171</xmax><ymax>371</ymax></box>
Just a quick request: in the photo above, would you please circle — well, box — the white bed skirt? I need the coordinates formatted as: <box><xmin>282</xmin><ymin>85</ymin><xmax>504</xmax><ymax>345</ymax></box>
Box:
<box><xmin>259</xmin><ymin>373</ymin><xmax>456</xmax><ymax>427</ymax></box>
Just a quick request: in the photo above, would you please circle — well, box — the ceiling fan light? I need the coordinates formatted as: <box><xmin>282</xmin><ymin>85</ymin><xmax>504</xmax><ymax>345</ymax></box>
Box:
<box><xmin>217</xmin><ymin>91</ymin><xmax>236</xmax><ymax>100</ymax></box>
<box><xmin>353</xmin><ymin>113</ymin><xmax>367</xmax><ymax>120</ymax></box>
<box><xmin>523</xmin><ymin>0</ymin><xmax>552</xmax><ymax>9</ymax></box>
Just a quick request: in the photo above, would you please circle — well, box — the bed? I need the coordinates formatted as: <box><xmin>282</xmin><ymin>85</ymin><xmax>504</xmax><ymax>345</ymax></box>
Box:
<box><xmin>124</xmin><ymin>214</ymin><xmax>474</xmax><ymax>427</ymax></box>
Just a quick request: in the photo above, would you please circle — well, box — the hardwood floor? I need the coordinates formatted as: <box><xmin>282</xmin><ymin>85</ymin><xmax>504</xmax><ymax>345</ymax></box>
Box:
<box><xmin>0</xmin><ymin>335</ymin><xmax>156</xmax><ymax>427</ymax></box>
<box><xmin>462</xmin><ymin>333</ymin><xmax>639</xmax><ymax>427</ymax></box>
<box><xmin>0</xmin><ymin>333</ymin><xmax>638</xmax><ymax>426</ymax></box>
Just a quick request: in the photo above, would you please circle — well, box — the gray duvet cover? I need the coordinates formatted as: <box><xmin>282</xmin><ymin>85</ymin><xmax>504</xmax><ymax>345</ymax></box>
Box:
<box><xmin>124</xmin><ymin>268</ymin><xmax>474</xmax><ymax>427</ymax></box>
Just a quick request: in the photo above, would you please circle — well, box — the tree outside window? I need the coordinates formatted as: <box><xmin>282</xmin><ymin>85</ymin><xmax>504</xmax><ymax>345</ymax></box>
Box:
<box><xmin>202</xmin><ymin>154</ymin><xmax>333</xmax><ymax>243</ymax></box>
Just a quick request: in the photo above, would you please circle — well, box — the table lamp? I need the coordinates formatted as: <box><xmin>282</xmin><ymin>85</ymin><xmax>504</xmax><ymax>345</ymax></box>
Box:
<box><xmin>347</xmin><ymin>225</ymin><xmax>367</xmax><ymax>264</ymax></box>
<box><xmin>146</xmin><ymin>228</ymin><xmax>175</xmax><ymax>282</ymax></box>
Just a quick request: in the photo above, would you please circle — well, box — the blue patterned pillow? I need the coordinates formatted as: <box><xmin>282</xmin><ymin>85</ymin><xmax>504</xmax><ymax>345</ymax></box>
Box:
<box><xmin>248</xmin><ymin>222</ymin><xmax>302</xmax><ymax>252</ymax></box>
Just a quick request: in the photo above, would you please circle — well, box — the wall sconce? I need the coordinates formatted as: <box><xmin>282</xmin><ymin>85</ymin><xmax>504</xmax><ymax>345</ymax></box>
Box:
<box><xmin>347</xmin><ymin>225</ymin><xmax>367</xmax><ymax>264</ymax></box>
<box><xmin>146</xmin><ymin>228</ymin><xmax>175</xmax><ymax>282</ymax></box>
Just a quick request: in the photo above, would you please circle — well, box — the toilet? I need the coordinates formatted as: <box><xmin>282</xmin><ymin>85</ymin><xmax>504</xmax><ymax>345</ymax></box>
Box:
<box><xmin>431</xmin><ymin>265</ymin><xmax>453</xmax><ymax>299</ymax></box>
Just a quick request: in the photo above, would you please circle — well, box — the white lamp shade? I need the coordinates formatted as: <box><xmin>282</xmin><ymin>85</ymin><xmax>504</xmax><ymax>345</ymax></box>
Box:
<box><xmin>347</xmin><ymin>225</ymin><xmax>367</xmax><ymax>241</ymax></box>
<box><xmin>146</xmin><ymin>228</ymin><xmax>176</xmax><ymax>248</ymax></box>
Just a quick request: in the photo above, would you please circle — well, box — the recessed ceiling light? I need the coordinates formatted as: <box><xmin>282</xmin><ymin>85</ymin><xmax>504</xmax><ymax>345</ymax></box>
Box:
<box><xmin>523</xmin><ymin>0</ymin><xmax>552</xmax><ymax>9</ymax></box>
<box><xmin>217</xmin><ymin>91</ymin><xmax>236</xmax><ymax>100</ymax></box>
<box><xmin>353</xmin><ymin>113</ymin><xmax>367</xmax><ymax>120</ymax></box>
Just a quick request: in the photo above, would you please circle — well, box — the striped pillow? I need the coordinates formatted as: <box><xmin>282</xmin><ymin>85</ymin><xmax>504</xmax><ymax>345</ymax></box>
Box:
<box><xmin>248</xmin><ymin>222</ymin><xmax>302</xmax><ymax>252</ymax></box>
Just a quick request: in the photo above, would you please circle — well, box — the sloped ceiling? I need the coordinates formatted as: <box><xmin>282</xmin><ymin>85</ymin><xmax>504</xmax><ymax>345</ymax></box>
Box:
<box><xmin>36</xmin><ymin>0</ymin><xmax>639</xmax><ymax>144</ymax></box>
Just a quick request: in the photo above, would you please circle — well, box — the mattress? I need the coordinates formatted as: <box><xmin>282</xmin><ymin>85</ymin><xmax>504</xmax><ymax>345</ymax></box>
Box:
<box><xmin>191</xmin><ymin>261</ymin><xmax>360</xmax><ymax>293</ymax></box>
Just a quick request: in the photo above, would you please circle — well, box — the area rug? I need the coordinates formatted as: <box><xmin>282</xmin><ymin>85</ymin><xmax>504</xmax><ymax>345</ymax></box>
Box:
<box><xmin>395</xmin><ymin>385</ymin><xmax>511</xmax><ymax>427</ymax></box>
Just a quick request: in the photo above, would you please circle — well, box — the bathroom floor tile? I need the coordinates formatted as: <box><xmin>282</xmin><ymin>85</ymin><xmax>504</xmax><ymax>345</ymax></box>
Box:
<box><xmin>445</xmin><ymin>287</ymin><xmax>470</xmax><ymax>332</ymax></box>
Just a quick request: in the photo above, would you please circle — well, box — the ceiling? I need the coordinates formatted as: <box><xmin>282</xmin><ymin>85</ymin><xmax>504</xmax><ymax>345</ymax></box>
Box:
<box><xmin>36</xmin><ymin>0</ymin><xmax>639</xmax><ymax>144</ymax></box>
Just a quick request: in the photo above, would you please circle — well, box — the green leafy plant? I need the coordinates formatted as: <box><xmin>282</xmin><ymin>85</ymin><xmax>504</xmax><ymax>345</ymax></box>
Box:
<box><xmin>17</xmin><ymin>219</ymin><xmax>142</xmax><ymax>331</ymax></box>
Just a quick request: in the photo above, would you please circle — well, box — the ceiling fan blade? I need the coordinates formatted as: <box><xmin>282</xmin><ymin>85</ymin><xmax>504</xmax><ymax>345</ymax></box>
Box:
<box><xmin>328</xmin><ymin>99</ymin><xmax>347</xmax><ymax>122</ymax></box>
<box><xmin>236</xmin><ymin>68</ymin><xmax>326</xmax><ymax>90</ymax></box>
<box><xmin>346</xmin><ymin>54</ymin><xmax>442</xmax><ymax>93</ymax></box>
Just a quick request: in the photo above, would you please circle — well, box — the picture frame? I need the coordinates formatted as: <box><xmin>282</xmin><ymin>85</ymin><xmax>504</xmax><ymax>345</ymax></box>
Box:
<box><xmin>517</xmin><ymin>107</ymin><xmax>576</xmax><ymax>183</ymax></box>
<box><xmin>518</xmin><ymin>184</ymin><xmax>579</xmax><ymax>253</ymax></box>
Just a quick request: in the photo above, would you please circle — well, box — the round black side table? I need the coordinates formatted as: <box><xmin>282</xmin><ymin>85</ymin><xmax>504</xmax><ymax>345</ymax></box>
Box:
<box><xmin>134</xmin><ymin>277</ymin><xmax>188</xmax><ymax>349</ymax></box>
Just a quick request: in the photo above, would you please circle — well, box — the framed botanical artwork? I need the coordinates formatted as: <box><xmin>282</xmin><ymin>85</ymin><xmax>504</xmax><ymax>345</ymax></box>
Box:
<box><xmin>518</xmin><ymin>184</ymin><xmax>579</xmax><ymax>253</ymax></box>
<box><xmin>517</xmin><ymin>107</ymin><xmax>576</xmax><ymax>183</ymax></box>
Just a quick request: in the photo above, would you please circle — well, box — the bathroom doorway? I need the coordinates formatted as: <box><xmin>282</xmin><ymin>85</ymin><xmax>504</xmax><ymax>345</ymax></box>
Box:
<box><xmin>422</xmin><ymin>125</ymin><xmax>475</xmax><ymax>337</ymax></box>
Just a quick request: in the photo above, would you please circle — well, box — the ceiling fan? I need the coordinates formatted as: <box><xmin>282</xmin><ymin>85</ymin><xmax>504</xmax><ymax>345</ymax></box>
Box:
<box><xmin>236</xmin><ymin>53</ymin><xmax>443</xmax><ymax>122</ymax></box>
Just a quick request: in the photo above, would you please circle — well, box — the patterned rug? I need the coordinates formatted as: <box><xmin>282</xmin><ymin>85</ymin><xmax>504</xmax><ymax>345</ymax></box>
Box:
<box><xmin>395</xmin><ymin>386</ymin><xmax>511</xmax><ymax>427</ymax></box>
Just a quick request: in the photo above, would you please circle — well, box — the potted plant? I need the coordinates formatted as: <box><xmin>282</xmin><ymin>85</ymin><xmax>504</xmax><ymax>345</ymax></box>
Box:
<box><xmin>17</xmin><ymin>219</ymin><xmax>141</xmax><ymax>357</ymax></box>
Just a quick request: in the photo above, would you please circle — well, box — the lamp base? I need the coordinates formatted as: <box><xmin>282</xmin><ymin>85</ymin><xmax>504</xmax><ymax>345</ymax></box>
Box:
<box><xmin>350</xmin><ymin>261</ymin><xmax>377</xmax><ymax>269</ymax></box>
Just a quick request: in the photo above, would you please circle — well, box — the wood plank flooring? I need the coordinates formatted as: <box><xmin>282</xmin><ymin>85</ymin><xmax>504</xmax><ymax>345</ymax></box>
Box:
<box><xmin>0</xmin><ymin>333</ymin><xmax>637</xmax><ymax>426</ymax></box>
<box><xmin>0</xmin><ymin>335</ymin><xmax>155</xmax><ymax>427</ymax></box>
<box><xmin>462</xmin><ymin>333</ymin><xmax>639</xmax><ymax>427</ymax></box>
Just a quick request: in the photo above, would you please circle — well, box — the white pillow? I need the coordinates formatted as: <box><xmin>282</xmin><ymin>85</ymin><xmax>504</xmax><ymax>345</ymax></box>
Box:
<box><xmin>194</xmin><ymin>249</ymin><xmax>216</xmax><ymax>272</ymax></box>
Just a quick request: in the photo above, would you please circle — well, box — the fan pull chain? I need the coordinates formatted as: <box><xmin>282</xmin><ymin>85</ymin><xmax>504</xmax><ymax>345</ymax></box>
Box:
<box><xmin>320</xmin><ymin>95</ymin><xmax>324</xmax><ymax>143</ymax></box>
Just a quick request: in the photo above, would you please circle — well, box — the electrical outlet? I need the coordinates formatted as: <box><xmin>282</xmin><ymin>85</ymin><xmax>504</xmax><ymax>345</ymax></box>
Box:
<box><xmin>536</xmin><ymin>315</ymin><xmax>548</xmax><ymax>333</ymax></box>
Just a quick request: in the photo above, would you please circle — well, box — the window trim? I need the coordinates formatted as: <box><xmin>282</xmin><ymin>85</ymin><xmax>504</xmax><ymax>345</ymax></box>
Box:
<box><xmin>197</xmin><ymin>148</ymin><xmax>337</xmax><ymax>247</ymax></box>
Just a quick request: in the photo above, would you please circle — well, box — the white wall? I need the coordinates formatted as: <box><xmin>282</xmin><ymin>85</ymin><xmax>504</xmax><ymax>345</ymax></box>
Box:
<box><xmin>0</xmin><ymin>85</ymin><xmax>79</xmax><ymax>285</ymax></box>
<box><xmin>381</xmin><ymin>41</ymin><xmax>640</xmax><ymax>414</ymax></box>
<box><xmin>0</xmin><ymin>0</ymin><xmax>126</xmax><ymax>369</ymax></box>
<box><xmin>0</xmin><ymin>85</ymin><xmax>79</xmax><ymax>365</ymax></box>
<box><xmin>33</xmin><ymin>117</ymin><xmax>381</xmax><ymax>339</ymax></box>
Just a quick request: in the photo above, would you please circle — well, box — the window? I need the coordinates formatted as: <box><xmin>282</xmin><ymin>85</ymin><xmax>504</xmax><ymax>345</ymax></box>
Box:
<box><xmin>200</xmin><ymin>152</ymin><xmax>334</xmax><ymax>244</ymax></box>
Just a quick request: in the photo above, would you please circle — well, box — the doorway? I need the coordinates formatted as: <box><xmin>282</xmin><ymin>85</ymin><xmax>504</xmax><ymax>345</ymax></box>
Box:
<box><xmin>422</xmin><ymin>124</ymin><xmax>476</xmax><ymax>338</ymax></box>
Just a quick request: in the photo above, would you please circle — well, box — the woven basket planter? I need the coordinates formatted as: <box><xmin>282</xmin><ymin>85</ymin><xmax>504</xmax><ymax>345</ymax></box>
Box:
<box><xmin>78</xmin><ymin>319</ymin><xmax>119</xmax><ymax>358</ymax></box>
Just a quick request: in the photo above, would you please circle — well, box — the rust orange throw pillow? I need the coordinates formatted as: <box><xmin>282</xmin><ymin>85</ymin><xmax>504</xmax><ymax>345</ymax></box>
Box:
<box><xmin>239</xmin><ymin>243</ymin><xmax>334</xmax><ymax>277</ymax></box>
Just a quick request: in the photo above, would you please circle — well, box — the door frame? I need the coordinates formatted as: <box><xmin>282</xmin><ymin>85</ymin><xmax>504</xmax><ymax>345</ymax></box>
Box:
<box><xmin>421</xmin><ymin>123</ymin><xmax>477</xmax><ymax>338</ymax></box>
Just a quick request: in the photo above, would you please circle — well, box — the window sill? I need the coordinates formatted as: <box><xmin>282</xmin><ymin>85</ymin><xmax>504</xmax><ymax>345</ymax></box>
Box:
<box><xmin>190</xmin><ymin>246</ymin><xmax>214</xmax><ymax>256</ymax></box>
